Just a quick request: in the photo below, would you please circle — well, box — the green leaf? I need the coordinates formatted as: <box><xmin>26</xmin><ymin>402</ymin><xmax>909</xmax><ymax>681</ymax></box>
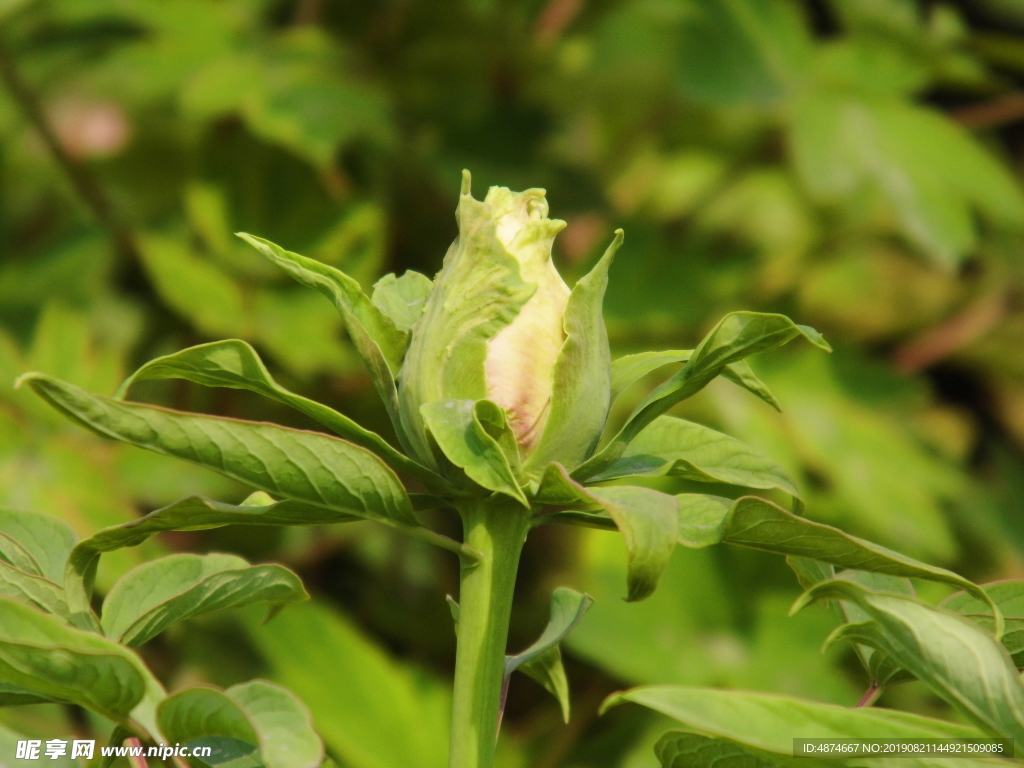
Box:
<box><xmin>420</xmin><ymin>399</ymin><xmax>527</xmax><ymax>506</ymax></box>
<box><xmin>676</xmin><ymin>493</ymin><xmax>733</xmax><ymax>548</ymax></box>
<box><xmin>675</xmin><ymin>0</ymin><xmax>812</xmax><ymax>107</ymax></box>
<box><xmin>398</xmin><ymin>172</ymin><xmax>537</xmax><ymax>468</ymax></box>
<box><xmin>187</xmin><ymin>738</ymin><xmax>262</xmax><ymax>768</ymax></box>
<box><xmin>236</xmin><ymin>234</ymin><xmax>407</xmax><ymax>433</ymax></box>
<box><xmin>244</xmin><ymin>600</ymin><xmax>449</xmax><ymax>768</ymax></box>
<box><xmin>0</xmin><ymin>507</ymin><xmax>78</xmax><ymax>582</ymax></box>
<box><xmin>610</xmin><ymin>350</ymin><xmax>780</xmax><ymax>411</ymax></box>
<box><xmin>0</xmin><ymin>680</ymin><xmax>59</xmax><ymax>706</ymax></box>
<box><xmin>65</xmin><ymin>495</ymin><xmax>358</xmax><ymax>631</ymax></box>
<box><xmin>805</xmin><ymin>566</ymin><xmax>916</xmax><ymax>684</ymax></box>
<box><xmin>546</xmin><ymin>491</ymin><xmax>997</xmax><ymax>626</ymax></box>
<box><xmin>588</xmin><ymin>416</ymin><xmax>799</xmax><ymax>503</ymax></box>
<box><xmin>792</xmin><ymin>95</ymin><xmax>1024</xmax><ymax>268</ymax></box>
<box><xmin>525</xmin><ymin>231</ymin><xmax>620</xmax><ymax>474</ymax></box>
<box><xmin>721</xmin><ymin>360</ymin><xmax>782</xmax><ymax>413</ymax></box>
<box><xmin>371</xmin><ymin>271</ymin><xmax>433</xmax><ymax>332</ymax></box>
<box><xmin>505</xmin><ymin>587</ymin><xmax>594</xmax><ymax>722</ymax></box>
<box><xmin>796</xmin><ymin>578</ymin><xmax>1024</xmax><ymax>740</ymax></box>
<box><xmin>160</xmin><ymin>687</ymin><xmax>260</xmax><ymax>748</ymax></box>
<box><xmin>575</xmin><ymin>312</ymin><xmax>829</xmax><ymax>481</ymax></box>
<box><xmin>943</xmin><ymin>582</ymin><xmax>1024</xmax><ymax>668</ymax></box>
<box><xmin>159</xmin><ymin>680</ymin><xmax>323</xmax><ymax>768</ymax></box>
<box><xmin>0</xmin><ymin>598</ymin><xmax>164</xmax><ymax>735</ymax></box>
<box><xmin>603</xmin><ymin>686</ymin><xmax>996</xmax><ymax>768</ymax></box>
<box><xmin>102</xmin><ymin>553</ymin><xmax>308</xmax><ymax>647</ymax></box>
<box><xmin>0</xmin><ymin>560</ymin><xmax>68</xmax><ymax>618</ymax></box>
<box><xmin>722</xmin><ymin>497</ymin><xmax>1000</xmax><ymax>635</ymax></box>
<box><xmin>18</xmin><ymin>373</ymin><xmax>416</xmax><ymax>526</ymax></box>
<box><xmin>943</xmin><ymin>581</ymin><xmax>1024</xmax><ymax>617</ymax></box>
<box><xmin>583</xmin><ymin>485</ymin><xmax>680</xmax><ymax>602</ymax></box>
<box><xmin>227</xmin><ymin>680</ymin><xmax>323</xmax><ymax>768</ymax></box>
<box><xmin>654</xmin><ymin>732</ymin><xmax>775</xmax><ymax>768</ymax></box>
<box><xmin>114</xmin><ymin>339</ymin><xmax>453</xmax><ymax>495</ymax></box>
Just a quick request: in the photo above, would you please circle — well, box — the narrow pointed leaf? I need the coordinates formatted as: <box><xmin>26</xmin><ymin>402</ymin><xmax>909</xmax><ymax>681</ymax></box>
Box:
<box><xmin>797</xmin><ymin>579</ymin><xmax>1024</xmax><ymax>740</ymax></box>
<box><xmin>102</xmin><ymin>553</ymin><xmax>308</xmax><ymax>647</ymax></box>
<box><xmin>0</xmin><ymin>598</ymin><xmax>164</xmax><ymax>734</ymax></box>
<box><xmin>602</xmin><ymin>686</ymin><xmax>997</xmax><ymax>768</ymax></box>
<box><xmin>519</xmin><ymin>648</ymin><xmax>570</xmax><ymax>722</ymax></box>
<box><xmin>588</xmin><ymin>416</ymin><xmax>799</xmax><ymax>503</ymax></box>
<box><xmin>721</xmin><ymin>360</ymin><xmax>782</xmax><ymax>412</ymax></box>
<box><xmin>0</xmin><ymin>507</ymin><xmax>77</xmax><ymax>582</ymax></box>
<box><xmin>420</xmin><ymin>399</ymin><xmax>527</xmax><ymax>505</ymax></box>
<box><xmin>724</xmin><ymin>497</ymin><xmax>1000</xmax><ymax>634</ymax></box>
<box><xmin>237</xmin><ymin>234</ymin><xmax>406</xmax><ymax>433</ymax></box>
<box><xmin>577</xmin><ymin>313</ymin><xmax>829</xmax><ymax>480</ymax></box>
<box><xmin>611</xmin><ymin>351</ymin><xmax>780</xmax><ymax>411</ymax></box>
<box><xmin>19</xmin><ymin>373</ymin><xmax>416</xmax><ymax>525</ymax></box>
<box><xmin>526</xmin><ymin>231</ymin><xmax>619</xmax><ymax>474</ymax></box>
<box><xmin>371</xmin><ymin>271</ymin><xmax>433</xmax><ymax>332</ymax></box>
<box><xmin>65</xmin><ymin>495</ymin><xmax>358</xmax><ymax>631</ymax></box>
<box><xmin>546</xmin><ymin>490</ymin><xmax>997</xmax><ymax>627</ymax></box>
<box><xmin>505</xmin><ymin>587</ymin><xmax>593</xmax><ymax>721</ymax></box>
<box><xmin>655</xmin><ymin>732</ymin><xmax>775</xmax><ymax>768</ymax></box>
<box><xmin>114</xmin><ymin>339</ymin><xmax>453</xmax><ymax>495</ymax></box>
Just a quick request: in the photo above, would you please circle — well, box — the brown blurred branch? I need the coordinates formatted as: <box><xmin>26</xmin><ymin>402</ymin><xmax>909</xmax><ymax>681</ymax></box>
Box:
<box><xmin>534</xmin><ymin>0</ymin><xmax>584</xmax><ymax>48</ymax></box>
<box><xmin>894</xmin><ymin>289</ymin><xmax>1007</xmax><ymax>374</ymax></box>
<box><xmin>293</xmin><ymin>0</ymin><xmax>325</xmax><ymax>26</ymax></box>
<box><xmin>950</xmin><ymin>92</ymin><xmax>1024</xmax><ymax>129</ymax></box>
<box><xmin>0</xmin><ymin>32</ymin><xmax>139</xmax><ymax>263</ymax></box>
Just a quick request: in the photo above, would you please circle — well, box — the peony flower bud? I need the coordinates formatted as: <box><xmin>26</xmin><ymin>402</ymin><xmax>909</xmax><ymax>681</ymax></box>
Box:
<box><xmin>398</xmin><ymin>173</ymin><xmax>578</xmax><ymax>469</ymax></box>
<box><xmin>482</xmin><ymin>188</ymin><xmax>569</xmax><ymax>453</ymax></box>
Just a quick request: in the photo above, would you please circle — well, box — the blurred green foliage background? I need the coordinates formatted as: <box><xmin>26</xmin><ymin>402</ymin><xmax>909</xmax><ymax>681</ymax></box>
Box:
<box><xmin>3</xmin><ymin>0</ymin><xmax>1024</xmax><ymax>765</ymax></box>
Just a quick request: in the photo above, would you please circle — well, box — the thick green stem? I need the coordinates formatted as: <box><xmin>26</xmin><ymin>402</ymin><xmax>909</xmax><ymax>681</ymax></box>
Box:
<box><xmin>449</xmin><ymin>497</ymin><xmax>531</xmax><ymax>768</ymax></box>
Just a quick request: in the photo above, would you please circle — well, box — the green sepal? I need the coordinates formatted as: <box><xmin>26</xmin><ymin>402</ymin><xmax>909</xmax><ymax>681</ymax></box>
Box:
<box><xmin>371</xmin><ymin>271</ymin><xmax>433</xmax><ymax>332</ymax></box>
<box><xmin>420</xmin><ymin>399</ymin><xmax>527</xmax><ymax>506</ymax></box>
<box><xmin>525</xmin><ymin>231</ymin><xmax>620</xmax><ymax>474</ymax></box>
